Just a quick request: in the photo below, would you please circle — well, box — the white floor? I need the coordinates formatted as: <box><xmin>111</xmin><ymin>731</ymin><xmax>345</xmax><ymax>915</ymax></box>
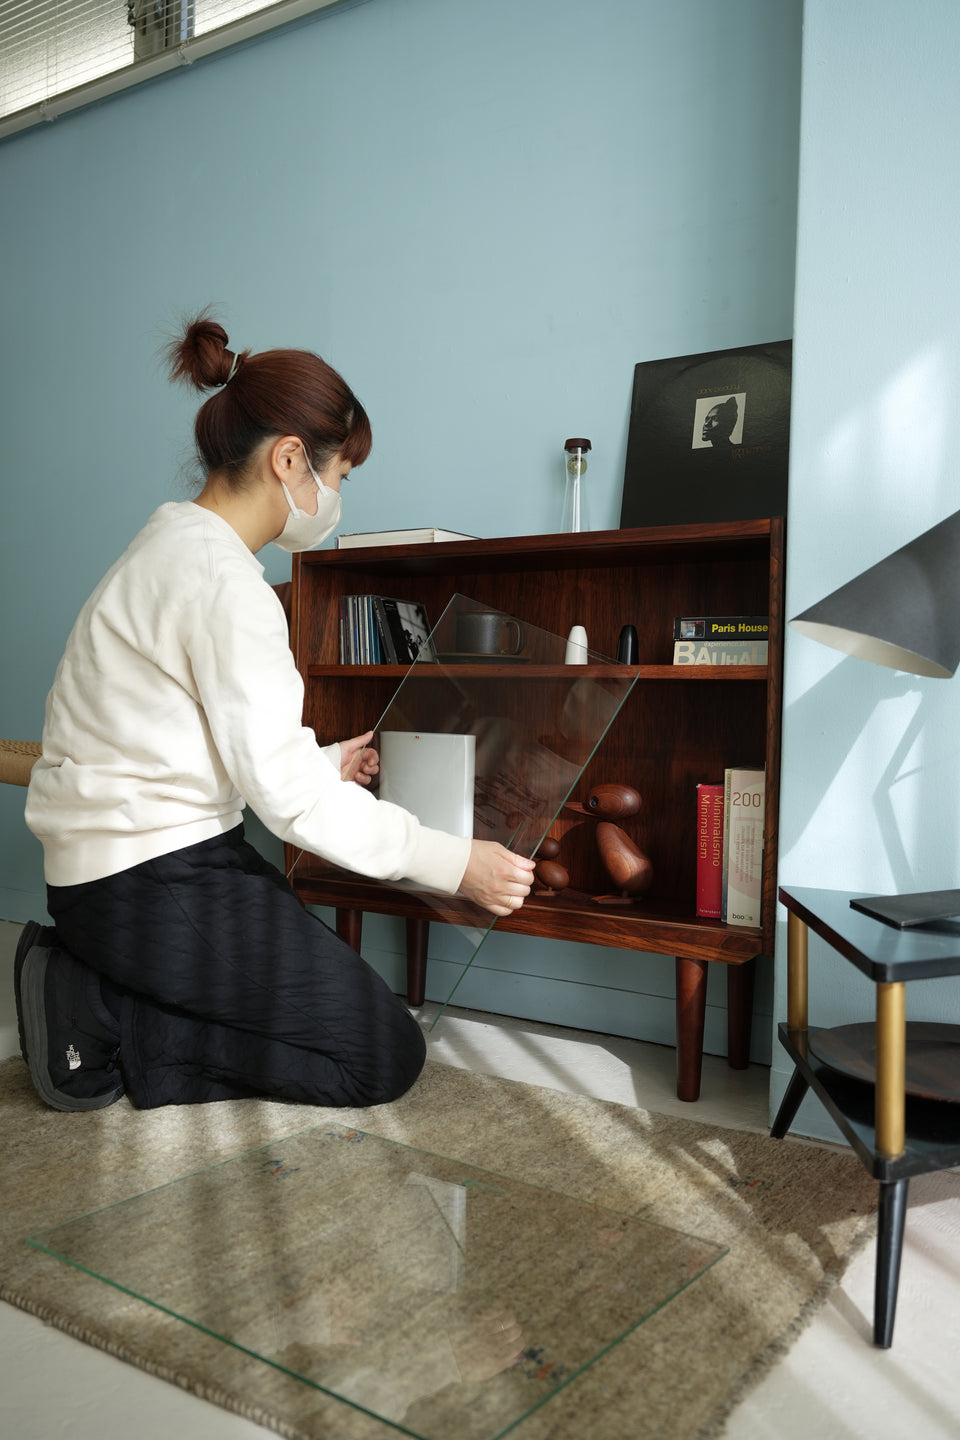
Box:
<box><xmin>3</xmin><ymin>917</ymin><xmax>960</xmax><ymax>1439</ymax></box>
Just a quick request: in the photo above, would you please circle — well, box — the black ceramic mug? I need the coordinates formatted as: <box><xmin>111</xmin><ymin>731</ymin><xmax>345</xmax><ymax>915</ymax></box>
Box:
<box><xmin>455</xmin><ymin>610</ymin><xmax>525</xmax><ymax>656</ymax></box>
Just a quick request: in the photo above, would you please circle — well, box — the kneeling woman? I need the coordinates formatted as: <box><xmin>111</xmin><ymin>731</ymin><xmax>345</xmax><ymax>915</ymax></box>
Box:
<box><xmin>18</xmin><ymin>313</ymin><xmax>534</xmax><ymax>1112</ymax></box>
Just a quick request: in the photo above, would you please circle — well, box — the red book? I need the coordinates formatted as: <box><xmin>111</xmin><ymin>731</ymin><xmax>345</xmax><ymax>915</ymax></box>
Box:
<box><xmin>696</xmin><ymin>784</ymin><xmax>725</xmax><ymax>919</ymax></box>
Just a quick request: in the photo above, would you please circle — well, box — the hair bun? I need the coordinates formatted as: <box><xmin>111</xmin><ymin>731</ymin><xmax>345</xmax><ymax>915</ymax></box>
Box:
<box><xmin>166</xmin><ymin>312</ymin><xmax>237</xmax><ymax>391</ymax></box>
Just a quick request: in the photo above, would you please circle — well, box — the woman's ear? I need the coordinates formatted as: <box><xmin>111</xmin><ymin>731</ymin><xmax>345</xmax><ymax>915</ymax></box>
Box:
<box><xmin>268</xmin><ymin>436</ymin><xmax>304</xmax><ymax>480</ymax></box>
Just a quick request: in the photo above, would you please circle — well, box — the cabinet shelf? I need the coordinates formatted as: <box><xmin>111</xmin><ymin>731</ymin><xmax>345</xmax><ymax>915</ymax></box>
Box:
<box><xmin>310</xmin><ymin>519</ymin><xmax>773</xmax><ymax>578</ymax></box>
<box><xmin>289</xmin><ymin>869</ymin><xmax>764</xmax><ymax>963</ymax></box>
<box><xmin>307</xmin><ymin>663</ymin><xmax>769</xmax><ymax>681</ymax></box>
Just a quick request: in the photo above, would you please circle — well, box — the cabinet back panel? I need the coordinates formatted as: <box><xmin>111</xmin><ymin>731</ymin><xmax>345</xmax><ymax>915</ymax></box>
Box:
<box><xmin>563</xmin><ymin>680</ymin><xmax>768</xmax><ymax>900</ymax></box>
<box><xmin>298</xmin><ymin>558</ymin><xmax>769</xmax><ymax>664</ymax></box>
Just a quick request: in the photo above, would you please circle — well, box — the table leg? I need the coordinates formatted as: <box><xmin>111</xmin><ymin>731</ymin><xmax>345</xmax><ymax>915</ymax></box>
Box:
<box><xmin>786</xmin><ymin>911</ymin><xmax>808</xmax><ymax>1031</ymax></box>
<box><xmin>772</xmin><ymin>910</ymin><xmax>811</xmax><ymax>1140</ymax></box>
<box><xmin>875</xmin><ymin>981</ymin><xmax>906</xmax><ymax>1156</ymax></box>
<box><xmin>676</xmin><ymin>956</ymin><xmax>708</xmax><ymax>1102</ymax></box>
<box><xmin>726</xmin><ymin>958</ymin><xmax>755</xmax><ymax>1069</ymax></box>
<box><xmin>406</xmin><ymin>917</ymin><xmax>429</xmax><ymax>1007</ymax></box>
<box><xmin>336</xmin><ymin>907</ymin><xmax>362</xmax><ymax>953</ymax></box>
<box><xmin>874</xmin><ymin>1177</ymin><xmax>910</xmax><ymax>1347</ymax></box>
<box><xmin>770</xmin><ymin>1066</ymin><xmax>809</xmax><ymax>1139</ymax></box>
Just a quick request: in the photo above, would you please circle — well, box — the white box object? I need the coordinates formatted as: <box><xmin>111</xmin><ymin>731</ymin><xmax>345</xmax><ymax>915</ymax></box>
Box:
<box><xmin>379</xmin><ymin>732</ymin><xmax>476</xmax><ymax>838</ymax></box>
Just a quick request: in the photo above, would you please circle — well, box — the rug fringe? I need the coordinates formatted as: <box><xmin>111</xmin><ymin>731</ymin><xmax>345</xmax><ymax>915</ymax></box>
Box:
<box><xmin>0</xmin><ymin>1283</ymin><xmax>309</xmax><ymax>1440</ymax></box>
<box><xmin>695</xmin><ymin>1210</ymin><xmax>878</xmax><ymax>1438</ymax></box>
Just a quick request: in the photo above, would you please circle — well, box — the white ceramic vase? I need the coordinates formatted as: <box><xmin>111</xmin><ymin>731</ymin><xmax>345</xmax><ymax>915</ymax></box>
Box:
<box><xmin>564</xmin><ymin>625</ymin><xmax>589</xmax><ymax>664</ymax></box>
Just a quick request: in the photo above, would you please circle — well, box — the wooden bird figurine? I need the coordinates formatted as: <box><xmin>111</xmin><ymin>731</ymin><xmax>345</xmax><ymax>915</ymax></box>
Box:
<box><xmin>533</xmin><ymin>835</ymin><xmax>569</xmax><ymax>896</ymax></box>
<box><xmin>585</xmin><ymin>783</ymin><xmax>642</xmax><ymax>819</ymax></box>
<box><xmin>593</xmin><ymin>821</ymin><xmax>653</xmax><ymax>904</ymax></box>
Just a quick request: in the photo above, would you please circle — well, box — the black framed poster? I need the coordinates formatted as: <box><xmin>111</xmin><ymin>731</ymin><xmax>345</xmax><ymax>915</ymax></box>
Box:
<box><xmin>619</xmin><ymin>340</ymin><xmax>791</xmax><ymax>528</ymax></box>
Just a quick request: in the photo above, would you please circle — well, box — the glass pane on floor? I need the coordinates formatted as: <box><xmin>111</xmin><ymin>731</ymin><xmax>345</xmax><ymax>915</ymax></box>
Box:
<box><xmin>29</xmin><ymin>1122</ymin><xmax>725</xmax><ymax>1440</ymax></box>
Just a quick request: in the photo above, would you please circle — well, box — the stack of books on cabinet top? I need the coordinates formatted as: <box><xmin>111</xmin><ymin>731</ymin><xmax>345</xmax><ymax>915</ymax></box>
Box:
<box><xmin>696</xmin><ymin>766</ymin><xmax>765</xmax><ymax>928</ymax></box>
<box><xmin>336</xmin><ymin>526</ymin><xmax>476</xmax><ymax>549</ymax></box>
<box><xmin>340</xmin><ymin>596</ymin><xmax>434</xmax><ymax>665</ymax></box>
<box><xmin>673</xmin><ymin>615</ymin><xmax>768</xmax><ymax>666</ymax></box>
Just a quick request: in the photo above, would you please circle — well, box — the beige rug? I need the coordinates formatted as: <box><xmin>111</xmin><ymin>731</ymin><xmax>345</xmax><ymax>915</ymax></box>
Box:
<box><xmin>1</xmin><ymin>1054</ymin><xmax>877</xmax><ymax>1440</ymax></box>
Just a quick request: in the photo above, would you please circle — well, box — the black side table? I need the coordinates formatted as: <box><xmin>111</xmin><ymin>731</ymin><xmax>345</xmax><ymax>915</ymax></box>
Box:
<box><xmin>773</xmin><ymin>885</ymin><xmax>960</xmax><ymax>1347</ymax></box>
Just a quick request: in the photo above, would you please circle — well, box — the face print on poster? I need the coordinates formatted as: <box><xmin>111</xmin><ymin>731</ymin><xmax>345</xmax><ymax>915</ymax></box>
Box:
<box><xmin>692</xmin><ymin>393</ymin><xmax>747</xmax><ymax>449</ymax></box>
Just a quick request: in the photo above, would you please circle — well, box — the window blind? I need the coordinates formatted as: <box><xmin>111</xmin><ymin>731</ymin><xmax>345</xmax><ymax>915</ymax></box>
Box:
<box><xmin>0</xmin><ymin>0</ymin><xmax>347</xmax><ymax>140</ymax></box>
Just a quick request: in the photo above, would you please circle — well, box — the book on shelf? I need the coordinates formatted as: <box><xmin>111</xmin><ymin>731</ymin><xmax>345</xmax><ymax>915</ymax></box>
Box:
<box><xmin>336</xmin><ymin>527</ymin><xmax>477</xmax><ymax>549</ymax></box>
<box><xmin>673</xmin><ymin>640</ymin><xmax>768</xmax><ymax>666</ymax></box>
<box><xmin>673</xmin><ymin>615</ymin><xmax>768</xmax><ymax>641</ymax></box>
<box><xmin>721</xmin><ymin>765</ymin><xmax>765</xmax><ymax>928</ymax></box>
<box><xmin>340</xmin><ymin>596</ymin><xmax>378</xmax><ymax>665</ymax></box>
<box><xmin>339</xmin><ymin>595</ymin><xmax>435</xmax><ymax>665</ymax></box>
<box><xmin>696</xmin><ymin>783</ymin><xmax>725</xmax><ymax>919</ymax></box>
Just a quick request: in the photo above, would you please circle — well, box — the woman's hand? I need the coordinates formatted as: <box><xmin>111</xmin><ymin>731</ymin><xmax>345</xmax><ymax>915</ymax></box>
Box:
<box><xmin>339</xmin><ymin>732</ymin><xmax>380</xmax><ymax>786</ymax></box>
<box><xmin>450</xmin><ymin>1306</ymin><xmax>524</xmax><ymax>1382</ymax></box>
<box><xmin>458</xmin><ymin>841</ymin><xmax>536</xmax><ymax>916</ymax></box>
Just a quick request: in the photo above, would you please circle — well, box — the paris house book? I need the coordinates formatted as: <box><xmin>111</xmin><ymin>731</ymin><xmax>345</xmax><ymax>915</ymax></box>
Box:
<box><xmin>673</xmin><ymin>615</ymin><xmax>768</xmax><ymax>641</ymax></box>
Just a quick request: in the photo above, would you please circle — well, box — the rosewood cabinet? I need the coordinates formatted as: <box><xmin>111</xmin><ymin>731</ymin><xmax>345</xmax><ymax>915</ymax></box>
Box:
<box><xmin>286</xmin><ymin>520</ymin><xmax>784</xmax><ymax>1100</ymax></box>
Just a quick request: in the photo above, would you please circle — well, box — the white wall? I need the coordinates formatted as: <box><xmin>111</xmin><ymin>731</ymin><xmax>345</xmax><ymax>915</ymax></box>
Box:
<box><xmin>777</xmin><ymin>0</ymin><xmax>960</xmax><ymax>1135</ymax></box>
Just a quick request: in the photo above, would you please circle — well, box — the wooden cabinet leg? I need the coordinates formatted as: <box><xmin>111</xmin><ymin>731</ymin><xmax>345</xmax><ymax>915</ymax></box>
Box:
<box><xmin>726</xmin><ymin>958</ymin><xmax>755</xmax><ymax>1070</ymax></box>
<box><xmin>406</xmin><ymin>917</ymin><xmax>429</xmax><ymax>1007</ymax></box>
<box><xmin>336</xmin><ymin>908</ymin><xmax>362</xmax><ymax>953</ymax></box>
<box><xmin>676</xmin><ymin>956</ymin><xmax>709</xmax><ymax>1102</ymax></box>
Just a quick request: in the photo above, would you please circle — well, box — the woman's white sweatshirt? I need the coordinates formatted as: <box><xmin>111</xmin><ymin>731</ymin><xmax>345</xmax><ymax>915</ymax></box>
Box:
<box><xmin>25</xmin><ymin>502</ymin><xmax>471</xmax><ymax>893</ymax></box>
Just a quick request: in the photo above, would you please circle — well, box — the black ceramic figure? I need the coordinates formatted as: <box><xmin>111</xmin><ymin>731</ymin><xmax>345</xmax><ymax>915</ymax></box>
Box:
<box><xmin>616</xmin><ymin>625</ymin><xmax>639</xmax><ymax>664</ymax></box>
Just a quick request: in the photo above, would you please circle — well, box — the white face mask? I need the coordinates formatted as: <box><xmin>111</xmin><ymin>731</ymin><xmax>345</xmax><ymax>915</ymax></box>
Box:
<box><xmin>272</xmin><ymin>449</ymin><xmax>343</xmax><ymax>553</ymax></box>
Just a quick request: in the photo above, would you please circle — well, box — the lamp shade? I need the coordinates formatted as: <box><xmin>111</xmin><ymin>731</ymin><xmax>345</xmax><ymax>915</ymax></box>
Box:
<box><xmin>790</xmin><ymin>508</ymin><xmax>960</xmax><ymax>678</ymax></box>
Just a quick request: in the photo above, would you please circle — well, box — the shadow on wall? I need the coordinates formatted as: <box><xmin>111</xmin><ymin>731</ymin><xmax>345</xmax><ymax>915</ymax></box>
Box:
<box><xmin>779</xmin><ymin>650</ymin><xmax>959</xmax><ymax>891</ymax></box>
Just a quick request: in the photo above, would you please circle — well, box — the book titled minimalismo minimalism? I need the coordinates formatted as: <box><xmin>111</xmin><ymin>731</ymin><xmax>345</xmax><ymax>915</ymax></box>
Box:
<box><xmin>696</xmin><ymin>783</ymin><xmax>725</xmax><ymax>919</ymax></box>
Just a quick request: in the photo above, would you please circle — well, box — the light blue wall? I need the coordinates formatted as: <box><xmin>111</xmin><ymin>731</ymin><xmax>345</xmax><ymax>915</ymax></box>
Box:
<box><xmin>776</xmin><ymin>0</ymin><xmax>960</xmax><ymax>1137</ymax></box>
<box><xmin>0</xmin><ymin>0</ymin><xmax>801</xmax><ymax>1062</ymax></box>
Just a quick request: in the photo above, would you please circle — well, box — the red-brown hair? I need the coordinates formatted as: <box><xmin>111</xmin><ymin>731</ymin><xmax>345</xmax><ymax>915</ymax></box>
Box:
<box><xmin>166</xmin><ymin>313</ymin><xmax>372</xmax><ymax>482</ymax></box>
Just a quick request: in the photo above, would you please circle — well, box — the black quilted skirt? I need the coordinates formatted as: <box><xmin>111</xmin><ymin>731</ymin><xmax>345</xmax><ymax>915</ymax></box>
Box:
<box><xmin>46</xmin><ymin>825</ymin><xmax>426</xmax><ymax>1110</ymax></box>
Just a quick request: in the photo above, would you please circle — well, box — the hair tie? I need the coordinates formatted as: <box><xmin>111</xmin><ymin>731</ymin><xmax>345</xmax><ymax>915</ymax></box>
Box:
<box><xmin>225</xmin><ymin>351</ymin><xmax>242</xmax><ymax>384</ymax></box>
